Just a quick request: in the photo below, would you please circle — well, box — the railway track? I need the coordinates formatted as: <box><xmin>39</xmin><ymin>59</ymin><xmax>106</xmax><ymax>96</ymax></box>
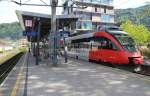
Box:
<box><xmin>0</xmin><ymin>52</ymin><xmax>24</xmax><ymax>84</ymax></box>
<box><xmin>105</xmin><ymin>63</ymin><xmax>150</xmax><ymax>76</ymax></box>
<box><xmin>114</xmin><ymin>64</ymin><xmax>150</xmax><ymax>76</ymax></box>
<box><xmin>88</xmin><ymin>59</ymin><xmax>150</xmax><ymax>77</ymax></box>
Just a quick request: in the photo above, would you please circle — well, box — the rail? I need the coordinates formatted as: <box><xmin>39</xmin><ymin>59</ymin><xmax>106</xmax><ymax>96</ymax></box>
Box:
<box><xmin>0</xmin><ymin>52</ymin><xmax>24</xmax><ymax>84</ymax></box>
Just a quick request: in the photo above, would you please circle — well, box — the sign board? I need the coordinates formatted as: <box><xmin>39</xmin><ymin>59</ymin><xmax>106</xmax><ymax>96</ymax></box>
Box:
<box><xmin>23</xmin><ymin>31</ymin><xmax>37</xmax><ymax>36</ymax></box>
<box><xmin>59</xmin><ymin>31</ymin><xmax>69</xmax><ymax>38</ymax></box>
<box><xmin>25</xmin><ymin>20</ymin><xmax>32</xmax><ymax>27</ymax></box>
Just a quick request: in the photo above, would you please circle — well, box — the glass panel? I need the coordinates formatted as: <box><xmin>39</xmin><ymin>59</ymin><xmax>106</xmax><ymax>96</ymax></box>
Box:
<box><xmin>76</xmin><ymin>21</ymin><xmax>82</xmax><ymax>29</ymax></box>
<box><xmin>92</xmin><ymin>13</ymin><xmax>101</xmax><ymax>22</ymax></box>
<box><xmin>101</xmin><ymin>0</ymin><xmax>113</xmax><ymax>6</ymax></box>
<box><xmin>101</xmin><ymin>0</ymin><xmax>109</xmax><ymax>5</ymax></box>
<box><xmin>92</xmin><ymin>0</ymin><xmax>100</xmax><ymax>4</ymax></box>
<box><xmin>81</xmin><ymin>21</ymin><xmax>92</xmax><ymax>30</ymax></box>
<box><xmin>92</xmin><ymin>24</ymin><xmax>97</xmax><ymax>30</ymax></box>
<box><xmin>83</xmin><ymin>0</ymin><xmax>91</xmax><ymax>3</ymax></box>
<box><xmin>109</xmin><ymin>15</ymin><xmax>114</xmax><ymax>23</ymax></box>
<box><xmin>101</xmin><ymin>14</ymin><xmax>110</xmax><ymax>22</ymax></box>
<box><xmin>81</xmin><ymin>13</ymin><xmax>92</xmax><ymax>20</ymax></box>
<box><xmin>76</xmin><ymin>0</ymin><xmax>113</xmax><ymax>6</ymax></box>
<box><xmin>94</xmin><ymin>37</ymin><xmax>119</xmax><ymax>50</ymax></box>
<box><xmin>114</xmin><ymin>34</ymin><xmax>137</xmax><ymax>52</ymax></box>
<box><xmin>106</xmin><ymin>9</ymin><xmax>114</xmax><ymax>14</ymax></box>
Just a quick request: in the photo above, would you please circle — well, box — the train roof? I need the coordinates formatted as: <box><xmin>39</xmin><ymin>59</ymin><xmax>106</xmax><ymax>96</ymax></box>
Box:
<box><xmin>107</xmin><ymin>30</ymin><xmax>128</xmax><ymax>35</ymax></box>
<box><xmin>69</xmin><ymin>26</ymin><xmax>128</xmax><ymax>37</ymax></box>
<box><xmin>66</xmin><ymin>27</ymin><xmax>129</xmax><ymax>41</ymax></box>
<box><xmin>102</xmin><ymin>26</ymin><xmax>128</xmax><ymax>35</ymax></box>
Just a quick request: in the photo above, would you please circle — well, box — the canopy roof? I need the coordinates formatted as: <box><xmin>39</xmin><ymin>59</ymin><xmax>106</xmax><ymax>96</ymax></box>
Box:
<box><xmin>16</xmin><ymin>10</ymin><xmax>79</xmax><ymax>42</ymax></box>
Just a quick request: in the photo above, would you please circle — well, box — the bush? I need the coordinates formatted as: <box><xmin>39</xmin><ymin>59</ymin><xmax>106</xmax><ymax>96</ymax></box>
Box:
<box><xmin>0</xmin><ymin>50</ymin><xmax>3</xmax><ymax>53</ymax></box>
<box><xmin>141</xmin><ymin>48</ymin><xmax>150</xmax><ymax>58</ymax></box>
<box><xmin>19</xmin><ymin>47</ymin><xmax>27</xmax><ymax>52</ymax></box>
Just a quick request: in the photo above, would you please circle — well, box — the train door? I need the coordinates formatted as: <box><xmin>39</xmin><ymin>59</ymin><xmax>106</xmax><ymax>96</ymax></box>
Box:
<box><xmin>89</xmin><ymin>40</ymin><xmax>100</xmax><ymax>61</ymax></box>
<box><xmin>97</xmin><ymin>37</ymin><xmax>121</xmax><ymax>63</ymax></box>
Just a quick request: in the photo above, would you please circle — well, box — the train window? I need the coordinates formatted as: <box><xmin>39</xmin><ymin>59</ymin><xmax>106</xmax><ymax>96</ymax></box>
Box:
<box><xmin>71</xmin><ymin>37</ymin><xmax>93</xmax><ymax>49</ymax></box>
<box><xmin>94</xmin><ymin>37</ymin><xmax>119</xmax><ymax>50</ymax></box>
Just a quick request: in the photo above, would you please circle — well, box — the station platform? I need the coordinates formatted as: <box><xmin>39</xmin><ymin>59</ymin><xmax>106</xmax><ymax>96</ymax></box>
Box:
<box><xmin>0</xmin><ymin>52</ymin><xmax>150</xmax><ymax>96</ymax></box>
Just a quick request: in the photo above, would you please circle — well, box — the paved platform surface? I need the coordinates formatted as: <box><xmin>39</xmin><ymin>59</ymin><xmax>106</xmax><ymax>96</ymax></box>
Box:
<box><xmin>1</xmin><ymin>52</ymin><xmax>150</xmax><ymax>96</ymax></box>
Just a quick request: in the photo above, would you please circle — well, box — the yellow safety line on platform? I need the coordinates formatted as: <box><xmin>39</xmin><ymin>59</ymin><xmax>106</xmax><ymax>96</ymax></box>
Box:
<box><xmin>11</xmin><ymin>53</ymin><xmax>27</xmax><ymax>96</ymax></box>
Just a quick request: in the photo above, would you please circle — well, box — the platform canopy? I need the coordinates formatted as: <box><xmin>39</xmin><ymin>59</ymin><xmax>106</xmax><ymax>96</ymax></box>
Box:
<box><xmin>16</xmin><ymin>10</ymin><xmax>79</xmax><ymax>42</ymax></box>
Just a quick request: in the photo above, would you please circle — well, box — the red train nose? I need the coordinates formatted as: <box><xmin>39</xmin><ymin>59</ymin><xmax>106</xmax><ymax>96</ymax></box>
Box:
<box><xmin>133</xmin><ymin>57</ymin><xmax>144</xmax><ymax>65</ymax></box>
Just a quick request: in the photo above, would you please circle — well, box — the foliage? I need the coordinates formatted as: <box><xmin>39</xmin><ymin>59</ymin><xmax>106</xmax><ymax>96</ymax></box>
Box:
<box><xmin>19</xmin><ymin>47</ymin><xmax>27</xmax><ymax>52</ymax></box>
<box><xmin>143</xmin><ymin>5</ymin><xmax>150</xmax><ymax>17</ymax></box>
<box><xmin>0</xmin><ymin>51</ymin><xmax>21</xmax><ymax>65</ymax></box>
<box><xmin>0</xmin><ymin>50</ymin><xmax>3</xmax><ymax>53</ymax></box>
<box><xmin>141</xmin><ymin>48</ymin><xmax>150</xmax><ymax>58</ymax></box>
<box><xmin>115</xmin><ymin>5</ymin><xmax>150</xmax><ymax>29</ymax></box>
<box><xmin>121</xmin><ymin>20</ymin><xmax>150</xmax><ymax>45</ymax></box>
<box><xmin>0</xmin><ymin>22</ymin><xmax>22</xmax><ymax>40</ymax></box>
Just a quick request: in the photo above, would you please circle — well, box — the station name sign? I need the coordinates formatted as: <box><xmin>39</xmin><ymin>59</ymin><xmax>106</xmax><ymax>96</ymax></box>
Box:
<box><xmin>23</xmin><ymin>31</ymin><xmax>38</xmax><ymax>36</ymax></box>
<box><xmin>25</xmin><ymin>20</ymin><xmax>32</xmax><ymax>27</ymax></box>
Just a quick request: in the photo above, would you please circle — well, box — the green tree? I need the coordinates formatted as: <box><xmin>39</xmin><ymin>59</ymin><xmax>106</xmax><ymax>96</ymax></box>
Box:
<box><xmin>0</xmin><ymin>22</ymin><xmax>22</xmax><ymax>41</ymax></box>
<box><xmin>144</xmin><ymin>5</ymin><xmax>150</xmax><ymax>16</ymax></box>
<box><xmin>121</xmin><ymin>20</ymin><xmax>150</xmax><ymax>45</ymax></box>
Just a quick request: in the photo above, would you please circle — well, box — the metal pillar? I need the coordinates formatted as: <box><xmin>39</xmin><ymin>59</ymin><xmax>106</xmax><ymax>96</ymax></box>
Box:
<box><xmin>33</xmin><ymin>43</ymin><xmax>36</xmax><ymax>56</ymax></box>
<box><xmin>50</xmin><ymin>0</ymin><xmax>58</xmax><ymax>65</ymax></box>
<box><xmin>36</xmin><ymin>19</ymin><xmax>41</xmax><ymax>65</ymax></box>
<box><xmin>64</xmin><ymin>37</ymin><xmax>68</xmax><ymax>63</ymax></box>
<box><xmin>31</xmin><ymin>42</ymin><xmax>33</xmax><ymax>54</ymax></box>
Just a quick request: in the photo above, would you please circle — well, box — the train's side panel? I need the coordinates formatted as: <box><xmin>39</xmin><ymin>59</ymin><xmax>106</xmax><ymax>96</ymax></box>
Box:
<box><xmin>66</xmin><ymin>33</ymin><xmax>93</xmax><ymax>61</ymax></box>
<box><xmin>67</xmin><ymin>50</ymin><xmax>77</xmax><ymax>58</ymax></box>
<box><xmin>97</xmin><ymin>49</ymin><xmax>129</xmax><ymax>64</ymax></box>
<box><xmin>89</xmin><ymin>47</ymin><xmax>99</xmax><ymax>61</ymax></box>
<box><xmin>65</xmin><ymin>39</ymin><xmax>77</xmax><ymax>58</ymax></box>
<box><xmin>89</xmin><ymin>32</ymin><xmax>129</xmax><ymax>64</ymax></box>
<box><xmin>76</xmin><ymin>48</ymin><xmax>89</xmax><ymax>61</ymax></box>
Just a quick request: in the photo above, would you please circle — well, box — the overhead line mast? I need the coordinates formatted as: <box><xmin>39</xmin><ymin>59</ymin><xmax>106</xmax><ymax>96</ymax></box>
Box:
<box><xmin>51</xmin><ymin>0</ymin><xmax>58</xmax><ymax>65</ymax></box>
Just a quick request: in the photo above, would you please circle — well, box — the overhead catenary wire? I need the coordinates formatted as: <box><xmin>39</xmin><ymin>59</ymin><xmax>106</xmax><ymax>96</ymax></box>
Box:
<box><xmin>39</xmin><ymin>0</ymin><xmax>49</xmax><ymax>6</ymax></box>
<box><xmin>22</xmin><ymin>0</ymin><xmax>31</xmax><ymax>4</ymax></box>
<box><xmin>9</xmin><ymin>0</ymin><xmax>88</xmax><ymax>9</ymax></box>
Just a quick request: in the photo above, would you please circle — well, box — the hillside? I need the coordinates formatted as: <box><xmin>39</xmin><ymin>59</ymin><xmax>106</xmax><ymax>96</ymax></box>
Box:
<box><xmin>115</xmin><ymin>5</ymin><xmax>150</xmax><ymax>29</ymax></box>
<box><xmin>0</xmin><ymin>22</ymin><xmax>22</xmax><ymax>41</ymax></box>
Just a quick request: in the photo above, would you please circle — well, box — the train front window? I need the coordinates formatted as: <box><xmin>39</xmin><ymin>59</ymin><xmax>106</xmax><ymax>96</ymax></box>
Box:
<box><xmin>94</xmin><ymin>37</ymin><xmax>119</xmax><ymax>50</ymax></box>
<box><xmin>114</xmin><ymin>34</ymin><xmax>137</xmax><ymax>52</ymax></box>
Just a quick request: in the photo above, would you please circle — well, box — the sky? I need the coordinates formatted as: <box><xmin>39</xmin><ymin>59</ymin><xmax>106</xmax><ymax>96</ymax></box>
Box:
<box><xmin>0</xmin><ymin>0</ymin><xmax>150</xmax><ymax>23</ymax></box>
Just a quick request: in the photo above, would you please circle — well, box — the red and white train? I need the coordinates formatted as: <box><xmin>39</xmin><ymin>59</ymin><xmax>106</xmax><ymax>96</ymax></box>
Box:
<box><xmin>64</xmin><ymin>27</ymin><xmax>144</xmax><ymax>71</ymax></box>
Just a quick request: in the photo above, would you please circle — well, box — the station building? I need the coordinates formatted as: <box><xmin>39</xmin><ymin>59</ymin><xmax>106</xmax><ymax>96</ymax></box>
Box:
<box><xmin>62</xmin><ymin>0</ymin><xmax>115</xmax><ymax>32</ymax></box>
